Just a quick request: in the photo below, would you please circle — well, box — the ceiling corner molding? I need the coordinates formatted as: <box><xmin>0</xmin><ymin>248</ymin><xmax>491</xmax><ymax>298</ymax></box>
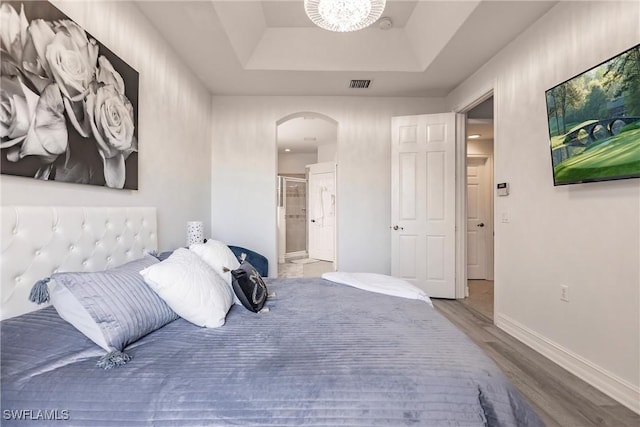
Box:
<box><xmin>404</xmin><ymin>0</ymin><xmax>481</xmax><ymax>71</ymax></box>
<box><xmin>212</xmin><ymin>1</ymin><xmax>267</xmax><ymax>67</ymax></box>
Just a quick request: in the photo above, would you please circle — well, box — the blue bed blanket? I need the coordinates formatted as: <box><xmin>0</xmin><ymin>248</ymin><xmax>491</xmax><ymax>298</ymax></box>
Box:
<box><xmin>1</xmin><ymin>278</ymin><xmax>544</xmax><ymax>426</ymax></box>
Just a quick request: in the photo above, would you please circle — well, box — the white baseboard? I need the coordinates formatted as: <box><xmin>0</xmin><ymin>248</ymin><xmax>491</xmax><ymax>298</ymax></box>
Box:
<box><xmin>496</xmin><ymin>313</ymin><xmax>640</xmax><ymax>414</ymax></box>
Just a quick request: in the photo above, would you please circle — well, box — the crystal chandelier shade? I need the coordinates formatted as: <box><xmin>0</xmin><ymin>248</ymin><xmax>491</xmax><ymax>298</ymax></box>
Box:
<box><xmin>304</xmin><ymin>0</ymin><xmax>387</xmax><ymax>32</ymax></box>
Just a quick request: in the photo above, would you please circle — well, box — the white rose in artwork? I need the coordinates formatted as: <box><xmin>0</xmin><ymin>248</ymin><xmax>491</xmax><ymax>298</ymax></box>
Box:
<box><xmin>86</xmin><ymin>82</ymin><xmax>136</xmax><ymax>189</ymax></box>
<box><xmin>0</xmin><ymin>5</ymin><xmax>58</xmax><ymax>91</ymax></box>
<box><xmin>0</xmin><ymin>3</ymin><xmax>28</xmax><ymax>75</ymax></box>
<box><xmin>47</xmin><ymin>19</ymin><xmax>98</xmax><ymax>101</ymax></box>
<box><xmin>0</xmin><ymin>76</ymin><xmax>68</xmax><ymax>167</ymax></box>
<box><xmin>21</xmin><ymin>19</ymin><xmax>56</xmax><ymax>92</ymax></box>
<box><xmin>96</xmin><ymin>55</ymin><xmax>125</xmax><ymax>94</ymax></box>
<box><xmin>0</xmin><ymin>75</ymin><xmax>34</xmax><ymax>144</ymax></box>
<box><xmin>45</xmin><ymin>19</ymin><xmax>99</xmax><ymax>137</ymax></box>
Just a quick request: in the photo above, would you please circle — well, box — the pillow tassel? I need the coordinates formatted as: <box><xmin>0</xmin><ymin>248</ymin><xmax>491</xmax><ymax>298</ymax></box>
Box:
<box><xmin>96</xmin><ymin>350</ymin><xmax>131</xmax><ymax>369</ymax></box>
<box><xmin>29</xmin><ymin>278</ymin><xmax>51</xmax><ymax>304</ymax></box>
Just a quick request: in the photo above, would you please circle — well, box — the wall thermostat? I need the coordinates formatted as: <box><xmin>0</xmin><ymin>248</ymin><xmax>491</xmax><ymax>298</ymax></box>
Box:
<box><xmin>497</xmin><ymin>182</ymin><xmax>509</xmax><ymax>196</ymax></box>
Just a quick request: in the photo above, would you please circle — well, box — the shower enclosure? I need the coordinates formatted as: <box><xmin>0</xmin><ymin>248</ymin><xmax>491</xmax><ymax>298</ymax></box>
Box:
<box><xmin>278</xmin><ymin>176</ymin><xmax>307</xmax><ymax>258</ymax></box>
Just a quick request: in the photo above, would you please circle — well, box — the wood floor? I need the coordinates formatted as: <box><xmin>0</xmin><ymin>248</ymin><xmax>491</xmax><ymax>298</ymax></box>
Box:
<box><xmin>461</xmin><ymin>279</ymin><xmax>494</xmax><ymax>319</ymax></box>
<box><xmin>433</xmin><ymin>294</ymin><xmax>640</xmax><ymax>427</ymax></box>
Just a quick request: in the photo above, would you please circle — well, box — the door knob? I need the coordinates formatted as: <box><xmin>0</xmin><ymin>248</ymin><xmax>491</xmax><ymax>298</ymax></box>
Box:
<box><xmin>311</xmin><ymin>219</ymin><xmax>316</xmax><ymax>223</ymax></box>
<box><xmin>392</xmin><ymin>225</ymin><xmax>404</xmax><ymax>230</ymax></box>
<box><xmin>477</xmin><ymin>223</ymin><xmax>485</xmax><ymax>227</ymax></box>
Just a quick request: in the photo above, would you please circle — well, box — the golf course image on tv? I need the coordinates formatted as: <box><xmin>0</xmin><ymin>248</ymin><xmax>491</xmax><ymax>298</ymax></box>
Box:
<box><xmin>546</xmin><ymin>44</ymin><xmax>640</xmax><ymax>185</ymax></box>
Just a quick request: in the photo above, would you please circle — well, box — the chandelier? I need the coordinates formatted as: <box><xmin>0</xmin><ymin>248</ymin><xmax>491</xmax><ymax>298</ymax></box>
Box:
<box><xmin>304</xmin><ymin>0</ymin><xmax>387</xmax><ymax>32</ymax></box>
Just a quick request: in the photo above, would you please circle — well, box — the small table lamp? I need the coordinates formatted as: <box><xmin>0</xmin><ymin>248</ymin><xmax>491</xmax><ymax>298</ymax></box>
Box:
<box><xmin>186</xmin><ymin>221</ymin><xmax>204</xmax><ymax>246</ymax></box>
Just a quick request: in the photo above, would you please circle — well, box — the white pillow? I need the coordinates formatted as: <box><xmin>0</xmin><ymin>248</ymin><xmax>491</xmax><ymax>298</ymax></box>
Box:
<box><xmin>140</xmin><ymin>248</ymin><xmax>233</xmax><ymax>328</ymax></box>
<box><xmin>189</xmin><ymin>239</ymin><xmax>240</xmax><ymax>286</ymax></box>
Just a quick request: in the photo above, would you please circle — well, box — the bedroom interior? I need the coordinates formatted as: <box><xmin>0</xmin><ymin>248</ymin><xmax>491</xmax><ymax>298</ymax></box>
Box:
<box><xmin>0</xmin><ymin>0</ymin><xmax>638</xmax><ymax>426</ymax></box>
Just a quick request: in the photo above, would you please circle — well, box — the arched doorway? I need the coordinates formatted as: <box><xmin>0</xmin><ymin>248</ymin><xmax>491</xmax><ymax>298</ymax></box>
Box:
<box><xmin>276</xmin><ymin>112</ymin><xmax>338</xmax><ymax>278</ymax></box>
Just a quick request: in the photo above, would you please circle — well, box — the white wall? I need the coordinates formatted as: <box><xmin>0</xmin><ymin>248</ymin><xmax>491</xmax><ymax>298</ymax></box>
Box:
<box><xmin>317</xmin><ymin>143</ymin><xmax>337</xmax><ymax>163</ymax></box>
<box><xmin>211</xmin><ymin>96</ymin><xmax>445</xmax><ymax>277</ymax></box>
<box><xmin>0</xmin><ymin>1</ymin><xmax>212</xmax><ymax>251</ymax></box>
<box><xmin>278</xmin><ymin>152</ymin><xmax>317</xmax><ymax>175</ymax></box>
<box><xmin>448</xmin><ymin>1</ymin><xmax>640</xmax><ymax>411</ymax></box>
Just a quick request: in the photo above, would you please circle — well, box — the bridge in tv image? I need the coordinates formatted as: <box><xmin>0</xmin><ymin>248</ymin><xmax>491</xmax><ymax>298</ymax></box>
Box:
<box><xmin>551</xmin><ymin>116</ymin><xmax>640</xmax><ymax>185</ymax></box>
<box><xmin>563</xmin><ymin>117</ymin><xmax>639</xmax><ymax>145</ymax></box>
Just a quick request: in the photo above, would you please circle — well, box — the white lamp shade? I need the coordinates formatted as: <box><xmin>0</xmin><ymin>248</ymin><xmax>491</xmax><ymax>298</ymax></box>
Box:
<box><xmin>187</xmin><ymin>221</ymin><xmax>204</xmax><ymax>246</ymax></box>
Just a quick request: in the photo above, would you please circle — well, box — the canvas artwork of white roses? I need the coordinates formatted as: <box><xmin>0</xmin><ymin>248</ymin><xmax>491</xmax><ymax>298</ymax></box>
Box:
<box><xmin>0</xmin><ymin>1</ymin><xmax>139</xmax><ymax>189</ymax></box>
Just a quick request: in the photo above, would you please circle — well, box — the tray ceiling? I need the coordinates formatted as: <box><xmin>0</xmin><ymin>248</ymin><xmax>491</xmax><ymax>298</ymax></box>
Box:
<box><xmin>136</xmin><ymin>0</ymin><xmax>557</xmax><ymax>97</ymax></box>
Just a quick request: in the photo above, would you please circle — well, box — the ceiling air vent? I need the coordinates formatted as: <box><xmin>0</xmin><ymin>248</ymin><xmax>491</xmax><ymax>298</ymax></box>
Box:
<box><xmin>349</xmin><ymin>79</ymin><xmax>371</xmax><ymax>89</ymax></box>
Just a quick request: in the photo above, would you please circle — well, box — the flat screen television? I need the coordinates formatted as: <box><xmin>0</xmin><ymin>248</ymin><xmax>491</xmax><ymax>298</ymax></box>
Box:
<box><xmin>545</xmin><ymin>44</ymin><xmax>640</xmax><ymax>186</ymax></box>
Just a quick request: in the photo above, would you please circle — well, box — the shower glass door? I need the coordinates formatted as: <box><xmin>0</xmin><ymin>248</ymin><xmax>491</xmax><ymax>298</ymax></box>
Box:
<box><xmin>283</xmin><ymin>177</ymin><xmax>307</xmax><ymax>256</ymax></box>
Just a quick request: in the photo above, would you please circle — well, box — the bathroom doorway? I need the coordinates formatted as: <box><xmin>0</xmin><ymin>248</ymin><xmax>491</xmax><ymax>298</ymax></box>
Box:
<box><xmin>276</xmin><ymin>112</ymin><xmax>338</xmax><ymax>278</ymax></box>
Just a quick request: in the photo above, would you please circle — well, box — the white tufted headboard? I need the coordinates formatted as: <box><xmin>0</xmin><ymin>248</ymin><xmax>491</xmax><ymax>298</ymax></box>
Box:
<box><xmin>1</xmin><ymin>206</ymin><xmax>157</xmax><ymax>320</ymax></box>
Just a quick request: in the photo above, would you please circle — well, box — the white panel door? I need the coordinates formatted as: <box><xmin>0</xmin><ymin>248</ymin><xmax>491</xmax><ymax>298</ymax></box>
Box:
<box><xmin>391</xmin><ymin>113</ymin><xmax>456</xmax><ymax>298</ymax></box>
<box><xmin>466</xmin><ymin>157</ymin><xmax>488</xmax><ymax>279</ymax></box>
<box><xmin>308</xmin><ymin>162</ymin><xmax>336</xmax><ymax>262</ymax></box>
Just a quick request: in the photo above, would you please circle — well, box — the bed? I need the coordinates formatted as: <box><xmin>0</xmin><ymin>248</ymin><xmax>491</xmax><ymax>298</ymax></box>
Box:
<box><xmin>0</xmin><ymin>207</ymin><xmax>544</xmax><ymax>426</ymax></box>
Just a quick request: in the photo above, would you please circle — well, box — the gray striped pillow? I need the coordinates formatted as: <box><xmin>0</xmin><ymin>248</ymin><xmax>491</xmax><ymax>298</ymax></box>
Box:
<box><xmin>48</xmin><ymin>255</ymin><xmax>178</xmax><ymax>368</ymax></box>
